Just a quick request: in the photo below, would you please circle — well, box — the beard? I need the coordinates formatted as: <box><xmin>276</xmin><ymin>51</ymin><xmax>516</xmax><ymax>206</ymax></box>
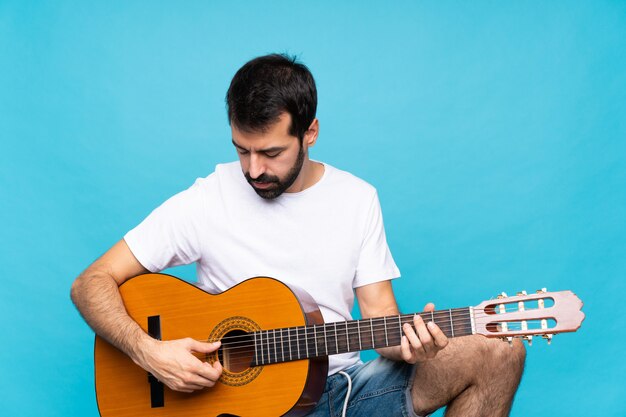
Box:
<box><xmin>245</xmin><ymin>143</ymin><xmax>305</xmax><ymax>200</ymax></box>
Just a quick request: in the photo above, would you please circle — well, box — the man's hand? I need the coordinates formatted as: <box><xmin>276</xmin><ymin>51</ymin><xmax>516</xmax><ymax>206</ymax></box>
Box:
<box><xmin>136</xmin><ymin>338</ymin><xmax>223</xmax><ymax>393</ymax></box>
<box><xmin>400</xmin><ymin>303</ymin><xmax>449</xmax><ymax>363</ymax></box>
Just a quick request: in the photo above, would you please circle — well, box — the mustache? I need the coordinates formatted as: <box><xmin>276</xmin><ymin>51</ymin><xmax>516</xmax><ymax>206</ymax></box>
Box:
<box><xmin>245</xmin><ymin>172</ymin><xmax>280</xmax><ymax>184</ymax></box>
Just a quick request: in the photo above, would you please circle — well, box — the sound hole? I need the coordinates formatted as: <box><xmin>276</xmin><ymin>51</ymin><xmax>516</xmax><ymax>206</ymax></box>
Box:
<box><xmin>218</xmin><ymin>330</ymin><xmax>254</xmax><ymax>373</ymax></box>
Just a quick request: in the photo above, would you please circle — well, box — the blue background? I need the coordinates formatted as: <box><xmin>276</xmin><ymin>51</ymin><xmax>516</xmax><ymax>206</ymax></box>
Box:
<box><xmin>1</xmin><ymin>1</ymin><xmax>625</xmax><ymax>415</ymax></box>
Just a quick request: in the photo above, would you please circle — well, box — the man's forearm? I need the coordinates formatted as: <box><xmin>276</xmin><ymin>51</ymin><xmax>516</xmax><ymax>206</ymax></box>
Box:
<box><xmin>70</xmin><ymin>270</ymin><xmax>153</xmax><ymax>362</ymax></box>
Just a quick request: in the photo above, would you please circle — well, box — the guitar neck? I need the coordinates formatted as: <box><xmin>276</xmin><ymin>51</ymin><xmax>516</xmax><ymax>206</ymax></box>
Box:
<box><xmin>250</xmin><ymin>308</ymin><xmax>473</xmax><ymax>366</ymax></box>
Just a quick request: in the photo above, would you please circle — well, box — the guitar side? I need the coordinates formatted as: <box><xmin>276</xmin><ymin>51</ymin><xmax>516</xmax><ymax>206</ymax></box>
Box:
<box><xmin>94</xmin><ymin>274</ymin><xmax>328</xmax><ymax>417</ymax></box>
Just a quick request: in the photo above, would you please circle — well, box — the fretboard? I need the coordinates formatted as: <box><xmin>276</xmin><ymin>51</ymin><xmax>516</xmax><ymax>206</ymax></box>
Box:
<box><xmin>251</xmin><ymin>308</ymin><xmax>473</xmax><ymax>366</ymax></box>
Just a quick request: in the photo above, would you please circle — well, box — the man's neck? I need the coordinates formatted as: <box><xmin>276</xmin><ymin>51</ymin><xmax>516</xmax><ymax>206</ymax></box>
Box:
<box><xmin>286</xmin><ymin>159</ymin><xmax>325</xmax><ymax>193</ymax></box>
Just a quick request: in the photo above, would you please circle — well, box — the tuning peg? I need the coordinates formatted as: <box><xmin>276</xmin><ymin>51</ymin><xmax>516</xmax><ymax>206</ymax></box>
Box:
<box><xmin>497</xmin><ymin>292</ymin><xmax>508</xmax><ymax>299</ymax></box>
<box><xmin>542</xmin><ymin>334</ymin><xmax>553</xmax><ymax>345</ymax></box>
<box><xmin>507</xmin><ymin>337</ymin><xmax>513</xmax><ymax>346</ymax></box>
<box><xmin>516</xmin><ymin>290</ymin><xmax>528</xmax><ymax>296</ymax></box>
<box><xmin>536</xmin><ymin>288</ymin><xmax>547</xmax><ymax>294</ymax></box>
<box><xmin>524</xmin><ymin>335</ymin><xmax>533</xmax><ymax>346</ymax></box>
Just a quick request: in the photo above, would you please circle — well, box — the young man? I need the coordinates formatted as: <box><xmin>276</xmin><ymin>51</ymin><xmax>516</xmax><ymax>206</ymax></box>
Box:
<box><xmin>71</xmin><ymin>54</ymin><xmax>526</xmax><ymax>417</ymax></box>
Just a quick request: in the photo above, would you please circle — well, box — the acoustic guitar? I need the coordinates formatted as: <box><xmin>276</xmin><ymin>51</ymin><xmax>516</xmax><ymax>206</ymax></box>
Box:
<box><xmin>94</xmin><ymin>273</ymin><xmax>584</xmax><ymax>417</ymax></box>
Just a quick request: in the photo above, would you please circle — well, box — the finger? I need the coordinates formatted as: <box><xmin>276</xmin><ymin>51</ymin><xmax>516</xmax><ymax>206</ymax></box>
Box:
<box><xmin>212</xmin><ymin>359</ymin><xmax>223</xmax><ymax>374</ymax></box>
<box><xmin>413</xmin><ymin>314</ymin><xmax>436</xmax><ymax>358</ymax></box>
<box><xmin>190</xmin><ymin>339</ymin><xmax>221</xmax><ymax>353</ymax></box>
<box><xmin>183</xmin><ymin>382</ymin><xmax>207</xmax><ymax>391</ymax></box>
<box><xmin>400</xmin><ymin>335</ymin><xmax>416</xmax><ymax>363</ymax></box>
<box><xmin>427</xmin><ymin>321</ymin><xmax>449</xmax><ymax>349</ymax></box>
<box><xmin>403</xmin><ymin>322</ymin><xmax>426</xmax><ymax>359</ymax></box>
<box><xmin>188</xmin><ymin>339</ymin><xmax>221</xmax><ymax>353</ymax></box>
<box><xmin>185</xmin><ymin>371</ymin><xmax>219</xmax><ymax>388</ymax></box>
<box><xmin>423</xmin><ymin>303</ymin><xmax>435</xmax><ymax>312</ymax></box>
<box><xmin>168</xmin><ymin>378</ymin><xmax>206</xmax><ymax>392</ymax></box>
<box><xmin>192</xmin><ymin>360</ymin><xmax>223</xmax><ymax>384</ymax></box>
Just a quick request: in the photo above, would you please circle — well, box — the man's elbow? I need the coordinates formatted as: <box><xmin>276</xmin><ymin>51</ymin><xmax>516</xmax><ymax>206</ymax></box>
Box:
<box><xmin>70</xmin><ymin>274</ymin><xmax>85</xmax><ymax>307</ymax></box>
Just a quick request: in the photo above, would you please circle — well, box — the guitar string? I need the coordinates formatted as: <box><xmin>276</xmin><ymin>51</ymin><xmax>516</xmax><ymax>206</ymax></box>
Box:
<box><xmin>211</xmin><ymin>317</ymin><xmax>545</xmax><ymax>351</ymax></box>
<box><xmin>196</xmin><ymin>312</ymin><xmax>472</xmax><ymax>353</ymax></box>
<box><xmin>201</xmin><ymin>307</ymin><xmax>549</xmax><ymax>347</ymax></box>
<box><xmin>191</xmin><ymin>318</ymin><xmax>549</xmax><ymax>367</ymax></box>
<box><xmin>198</xmin><ymin>320</ymin><xmax>539</xmax><ymax>367</ymax></box>
<box><xmin>197</xmin><ymin>322</ymin><xmax>548</xmax><ymax>369</ymax></box>
<box><xmin>204</xmin><ymin>305</ymin><xmax>536</xmax><ymax>344</ymax></box>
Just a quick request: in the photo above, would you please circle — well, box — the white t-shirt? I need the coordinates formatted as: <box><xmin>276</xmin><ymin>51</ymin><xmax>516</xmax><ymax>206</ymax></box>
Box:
<box><xmin>124</xmin><ymin>161</ymin><xmax>400</xmax><ymax>375</ymax></box>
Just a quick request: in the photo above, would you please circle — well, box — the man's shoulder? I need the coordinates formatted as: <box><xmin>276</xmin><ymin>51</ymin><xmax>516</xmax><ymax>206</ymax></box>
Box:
<box><xmin>192</xmin><ymin>161</ymin><xmax>242</xmax><ymax>188</ymax></box>
<box><xmin>322</xmin><ymin>162</ymin><xmax>378</xmax><ymax>198</ymax></box>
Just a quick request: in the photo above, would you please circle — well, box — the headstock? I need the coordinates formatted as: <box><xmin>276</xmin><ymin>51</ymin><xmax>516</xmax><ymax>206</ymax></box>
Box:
<box><xmin>472</xmin><ymin>289</ymin><xmax>584</xmax><ymax>345</ymax></box>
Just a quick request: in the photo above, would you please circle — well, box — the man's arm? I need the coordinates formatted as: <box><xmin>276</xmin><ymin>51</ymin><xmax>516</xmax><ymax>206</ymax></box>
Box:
<box><xmin>355</xmin><ymin>280</ymin><xmax>448</xmax><ymax>363</ymax></box>
<box><xmin>70</xmin><ymin>239</ymin><xmax>222</xmax><ymax>392</ymax></box>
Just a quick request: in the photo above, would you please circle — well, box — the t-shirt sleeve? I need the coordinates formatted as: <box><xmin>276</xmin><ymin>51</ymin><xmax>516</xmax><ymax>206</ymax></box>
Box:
<box><xmin>124</xmin><ymin>180</ymin><xmax>205</xmax><ymax>272</ymax></box>
<box><xmin>353</xmin><ymin>192</ymin><xmax>401</xmax><ymax>288</ymax></box>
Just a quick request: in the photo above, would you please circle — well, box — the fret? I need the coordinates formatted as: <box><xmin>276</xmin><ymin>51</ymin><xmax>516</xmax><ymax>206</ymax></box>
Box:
<box><xmin>449</xmin><ymin>309</ymin><xmax>455</xmax><ymax>338</ymax></box>
<box><xmin>387</xmin><ymin>315</ymin><xmax>402</xmax><ymax>346</ymax></box>
<box><xmin>263</xmin><ymin>330</ymin><xmax>269</xmax><ymax>364</ymax></box>
<box><xmin>400</xmin><ymin>314</ymin><xmax>416</xmax><ymax>339</ymax></box>
<box><xmin>286</xmin><ymin>328</ymin><xmax>290</xmax><ymax>361</ymax></box>
<box><xmin>296</xmin><ymin>327</ymin><xmax>302</xmax><ymax>359</ymax></box>
<box><xmin>304</xmin><ymin>326</ymin><xmax>309</xmax><ymax>359</ymax></box>
<box><xmin>334</xmin><ymin>321</ymin><xmax>347</xmax><ymax>354</ymax></box>
<box><xmin>313</xmin><ymin>324</ymin><xmax>318</xmax><ymax>357</ymax></box>
<box><xmin>383</xmin><ymin>316</ymin><xmax>388</xmax><ymax>346</ymax></box>
<box><xmin>431</xmin><ymin>310</ymin><xmax>434</xmax><ymax>323</ymax></box>
<box><xmin>277</xmin><ymin>329</ymin><xmax>282</xmax><ymax>362</ymax></box>
<box><xmin>357</xmin><ymin>320</ymin><xmax>362</xmax><ymax>350</ymax></box>
<box><xmin>261</xmin><ymin>330</ymin><xmax>269</xmax><ymax>364</ymax></box>
<box><xmin>254</xmin><ymin>331</ymin><xmax>259</xmax><ymax>365</ymax></box>
<box><xmin>265</xmin><ymin>330</ymin><xmax>271</xmax><ymax>364</ymax></box>
<box><xmin>345</xmin><ymin>321</ymin><xmax>350</xmax><ymax>351</ymax></box>
<box><xmin>370</xmin><ymin>318</ymin><xmax>375</xmax><ymax>349</ymax></box>
<box><xmin>398</xmin><ymin>315</ymin><xmax>402</xmax><ymax>339</ymax></box>
<box><xmin>280</xmin><ymin>328</ymin><xmax>285</xmax><ymax>362</ymax></box>
<box><xmin>266</xmin><ymin>330</ymin><xmax>274</xmax><ymax>363</ymax></box>
<box><xmin>359</xmin><ymin>319</ymin><xmax>372</xmax><ymax>350</ymax></box>
<box><xmin>371</xmin><ymin>318</ymin><xmax>386</xmax><ymax>348</ymax></box>
<box><xmin>452</xmin><ymin>308</ymin><xmax>472</xmax><ymax>337</ymax></box>
<box><xmin>288</xmin><ymin>327</ymin><xmax>293</xmax><ymax>361</ymax></box>
<box><xmin>346</xmin><ymin>320</ymin><xmax>360</xmax><ymax>353</ymax></box>
<box><xmin>323</xmin><ymin>324</ymin><xmax>328</xmax><ymax>356</ymax></box>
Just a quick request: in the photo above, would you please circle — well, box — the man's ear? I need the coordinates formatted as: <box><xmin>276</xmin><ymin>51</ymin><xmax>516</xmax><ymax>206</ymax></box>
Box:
<box><xmin>303</xmin><ymin>118</ymin><xmax>319</xmax><ymax>147</ymax></box>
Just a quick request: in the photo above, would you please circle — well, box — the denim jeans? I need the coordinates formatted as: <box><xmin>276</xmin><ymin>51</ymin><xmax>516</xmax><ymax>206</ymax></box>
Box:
<box><xmin>304</xmin><ymin>357</ymin><xmax>422</xmax><ymax>417</ymax></box>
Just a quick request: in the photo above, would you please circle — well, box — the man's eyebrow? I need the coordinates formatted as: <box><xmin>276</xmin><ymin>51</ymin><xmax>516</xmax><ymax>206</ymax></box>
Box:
<box><xmin>231</xmin><ymin>139</ymin><xmax>286</xmax><ymax>153</ymax></box>
<box><xmin>231</xmin><ymin>139</ymin><xmax>246</xmax><ymax>150</ymax></box>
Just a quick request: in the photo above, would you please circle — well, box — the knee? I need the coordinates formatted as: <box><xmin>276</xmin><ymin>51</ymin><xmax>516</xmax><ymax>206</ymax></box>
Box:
<box><xmin>482</xmin><ymin>337</ymin><xmax>526</xmax><ymax>376</ymax></box>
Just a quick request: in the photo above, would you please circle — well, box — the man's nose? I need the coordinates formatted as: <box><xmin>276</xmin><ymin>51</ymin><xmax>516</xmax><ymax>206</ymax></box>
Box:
<box><xmin>248</xmin><ymin>153</ymin><xmax>265</xmax><ymax>179</ymax></box>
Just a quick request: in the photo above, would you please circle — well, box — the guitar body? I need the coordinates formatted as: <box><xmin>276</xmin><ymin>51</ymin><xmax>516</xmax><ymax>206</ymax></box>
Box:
<box><xmin>94</xmin><ymin>274</ymin><xmax>328</xmax><ymax>417</ymax></box>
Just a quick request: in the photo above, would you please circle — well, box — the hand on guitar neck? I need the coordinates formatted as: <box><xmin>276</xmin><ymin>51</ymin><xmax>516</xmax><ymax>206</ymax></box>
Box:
<box><xmin>376</xmin><ymin>302</ymin><xmax>450</xmax><ymax>364</ymax></box>
<box><xmin>400</xmin><ymin>304</ymin><xmax>450</xmax><ymax>363</ymax></box>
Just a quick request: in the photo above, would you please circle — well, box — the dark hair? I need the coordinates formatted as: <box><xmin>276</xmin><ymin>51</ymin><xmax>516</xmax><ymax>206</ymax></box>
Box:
<box><xmin>226</xmin><ymin>53</ymin><xmax>317</xmax><ymax>141</ymax></box>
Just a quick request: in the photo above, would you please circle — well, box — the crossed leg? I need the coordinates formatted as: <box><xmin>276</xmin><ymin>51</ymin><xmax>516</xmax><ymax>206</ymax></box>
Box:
<box><xmin>410</xmin><ymin>335</ymin><xmax>526</xmax><ymax>417</ymax></box>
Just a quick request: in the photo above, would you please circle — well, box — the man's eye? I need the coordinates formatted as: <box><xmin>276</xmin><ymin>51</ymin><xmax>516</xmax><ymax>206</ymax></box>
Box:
<box><xmin>265</xmin><ymin>152</ymin><xmax>281</xmax><ymax>158</ymax></box>
<box><xmin>237</xmin><ymin>149</ymin><xmax>249</xmax><ymax>155</ymax></box>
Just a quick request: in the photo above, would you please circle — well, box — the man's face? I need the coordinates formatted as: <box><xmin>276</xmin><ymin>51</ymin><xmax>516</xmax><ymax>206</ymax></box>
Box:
<box><xmin>231</xmin><ymin>113</ymin><xmax>306</xmax><ymax>199</ymax></box>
